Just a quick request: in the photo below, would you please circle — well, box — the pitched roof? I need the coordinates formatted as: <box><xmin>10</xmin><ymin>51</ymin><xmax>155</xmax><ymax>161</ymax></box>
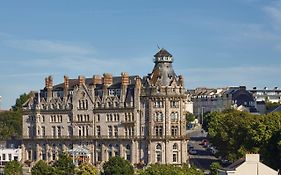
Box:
<box><xmin>154</xmin><ymin>48</ymin><xmax>173</xmax><ymax>57</ymax></box>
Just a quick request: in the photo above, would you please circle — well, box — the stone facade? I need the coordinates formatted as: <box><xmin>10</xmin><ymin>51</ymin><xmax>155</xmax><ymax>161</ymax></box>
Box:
<box><xmin>21</xmin><ymin>49</ymin><xmax>189</xmax><ymax>166</ymax></box>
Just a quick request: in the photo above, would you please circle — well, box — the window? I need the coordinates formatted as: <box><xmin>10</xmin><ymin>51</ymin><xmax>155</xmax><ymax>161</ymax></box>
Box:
<box><xmin>97</xmin><ymin>126</ymin><xmax>101</xmax><ymax>137</ymax></box>
<box><xmin>172</xmin><ymin>143</ymin><xmax>178</xmax><ymax>163</ymax></box>
<box><xmin>109</xmin><ymin>89</ymin><xmax>115</xmax><ymax>96</ymax></box>
<box><xmin>171</xmin><ymin>126</ymin><xmax>178</xmax><ymax>137</ymax></box>
<box><xmin>155</xmin><ymin>112</ymin><xmax>164</xmax><ymax>122</ymax></box>
<box><xmin>171</xmin><ymin>112</ymin><xmax>179</xmax><ymax>122</ymax></box>
<box><xmin>67</xmin><ymin>115</ymin><xmax>72</xmax><ymax>123</ymax></box>
<box><xmin>173</xmin><ymin>152</ymin><xmax>178</xmax><ymax>162</ymax></box>
<box><xmin>108</xmin><ymin>126</ymin><xmax>112</xmax><ymax>137</ymax></box>
<box><xmin>41</xmin><ymin>126</ymin><xmax>45</xmax><ymax>136</ymax></box>
<box><xmin>170</xmin><ymin>101</ymin><xmax>179</xmax><ymax>108</ymax></box>
<box><xmin>78</xmin><ymin>126</ymin><xmax>82</xmax><ymax>136</ymax></box>
<box><xmin>155</xmin><ymin>100</ymin><xmax>163</xmax><ymax>108</ymax></box>
<box><xmin>114</xmin><ymin>144</ymin><xmax>120</xmax><ymax>156</ymax></box>
<box><xmin>173</xmin><ymin>143</ymin><xmax>178</xmax><ymax>150</ymax></box>
<box><xmin>2</xmin><ymin>154</ymin><xmax>5</xmax><ymax>161</ymax></box>
<box><xmin>57</xmin><ymin>126</ymin><xmax>62</xmax><ymax>137</ymax></box>
<box><xmin>52</xmin><ymin>126</ymin><xmax>56</xmax><ymax>137</ymax></box>
<box><xmin>42</xmin><ymin>115</ymin><xmax>45</xmax><ymax>122</ymax></box>
<box><xmin>68</xmin><ymin>126</ymin><xmax>73</xmax><ymax>136</ymax></box>
<box><xmin>155</xmin><ymin>126</ymin><xmax>163</xmax><ymax>137</ymax></box>
<box><xmin>126</xmin><ymin>144</ymin><xmax>131</xmax><ymax>161</ymax></box>
<box><xmin>155</xmin><ymin>144</ymin><xmax>162</xmax><ymax>162</ymax></box>
<box><xmin>114</xmin><ymin>126</ymin><xmax>118</xmax><ymax>137</ymax></box>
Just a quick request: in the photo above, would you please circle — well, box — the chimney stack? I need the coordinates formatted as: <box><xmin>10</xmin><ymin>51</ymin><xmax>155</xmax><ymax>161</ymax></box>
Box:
<box><xmin>64</xmin><ymin>75</ymin><xmax>69</xmax><ymax>97</ymax></box>
<box><xmin>45</xmin><ymin>76</ymin><xmax>53</xmax><ymax>100</ymax></box>
<box><xmin>103</xmin><ymin>73</ymin><xmax>113</xmax><ymax>86</ymax></box>
<box><xmin>121</xmin><ymin>72</ymin><xmax>129</xmax><ymax>86</ymax></box>
<box><xmin>78</xmin><ymin>75</ymin><xmax>85</xmax><ymax>86</ymax></box>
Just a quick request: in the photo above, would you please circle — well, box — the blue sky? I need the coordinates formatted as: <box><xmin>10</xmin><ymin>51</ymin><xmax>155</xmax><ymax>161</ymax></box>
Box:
<box><xmin>0</xmin><ymin>0</ymin><xmax>281</xmax><ymax>109</ymax></box>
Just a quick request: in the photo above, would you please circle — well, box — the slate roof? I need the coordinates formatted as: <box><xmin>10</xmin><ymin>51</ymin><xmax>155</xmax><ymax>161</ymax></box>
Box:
<box><xmin>154</xmin><ymin>48</ymin><xmax>173</xmax><ymax>58</ymax></box>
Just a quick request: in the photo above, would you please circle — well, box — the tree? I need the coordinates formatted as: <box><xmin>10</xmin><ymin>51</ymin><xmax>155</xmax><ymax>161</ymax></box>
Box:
<box><xmin>186</xmin><ymin>112</ymin><xmax>195</xmax><ymax>124</ymax></box>
<box><xmin>102</xmin><ymin>156</ymin><xmax>134</xmax><ymax>175</ymax></box>
<box><xmin>31</xmin><ymin>160</ymin><xmax>53</xmax><ymax>175</ymax></box>
<box><xmin>206</xmin><ymin>109</ymin><xmax>281</xmax><ymax>170</ymax></box>
<box><xmin>0</xmin><ymin>93</ymin><xmax>30</xmax><ymax>139</ymax></box>
<box><xmin>210</xmin><ymin>162</ymin><xmax>221</xmax><ymax>175</ymax></box>
<box><xmin>4</xmin><ymin>160</ymin><xmax>22</xmax><ymax>175</ymax></box>
<box><xmin>53</xmin><ymin>152</ymin><xmax>75</xmax><ymax>175</ymax></box>
<box><xmin>139</xmin><ymin>164</ymin><xmax>203</xmax><ymax>175</ymax></box>
<box><xmin>75</xmin><ymin>162</ymin><xmax>98</xmax><ymax>175</ymax></box>
<box><xmin>0</xmin><ymin>111</ymin><xmax>22</xmax><ymax>139</ymax></box>
<box><xmin>12</xmin><ymin>93</ymin><xmax>30</xmax><ymax>112</ymax></box>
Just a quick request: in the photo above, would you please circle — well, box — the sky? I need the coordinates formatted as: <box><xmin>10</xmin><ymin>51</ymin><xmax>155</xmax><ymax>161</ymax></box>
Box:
<box><xmin>0</xmin><ymin>0</ymin><xmax>281</xmax><ymax>109</ymax></box>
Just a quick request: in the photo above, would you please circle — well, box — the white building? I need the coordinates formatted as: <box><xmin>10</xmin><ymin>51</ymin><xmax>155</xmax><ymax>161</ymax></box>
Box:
<box><xmin>0</xmin><ymin>147</ymin><xmax>21</xmax><ymax>165</ymax></box>
<box><xmin>218</xmin><ymin>154</ymin><xmax>278</xmax><ymax>175</ymax></box>
<box><xmin>250</xmin><ymin>87</ymin><xmax>281</xmax><ymax>103</ymax></box>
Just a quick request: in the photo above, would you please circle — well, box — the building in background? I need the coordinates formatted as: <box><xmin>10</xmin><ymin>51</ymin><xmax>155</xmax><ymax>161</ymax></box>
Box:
<box><xmin>21</xmin><ymin>49</ymin><xmax>189</xmax><ymax>166</ymax></box>
<box><xmin>190</xmin><ymin>86</ymin><xmax>259</xmax><ymax>118</ymax></box>
<box><xmin>249</xmin><ymin>87</ymin><xmax>281</xmax><ymax>103</ymax></box>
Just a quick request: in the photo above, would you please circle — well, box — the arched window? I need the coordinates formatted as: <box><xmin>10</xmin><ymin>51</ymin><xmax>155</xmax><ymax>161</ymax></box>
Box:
<box><xmin>173</xmin><ymin>143</ymin><xmax>178</xmax><ymax>150</ymax></box>
<box><xmin>155</xmin><ymin>143</ymin><xmax>162</xmax><ymax>162</ymax></box>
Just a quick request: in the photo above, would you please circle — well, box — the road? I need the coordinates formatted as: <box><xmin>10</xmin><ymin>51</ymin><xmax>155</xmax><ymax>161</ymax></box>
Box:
<box><xmin>187</xmin><ymin>127</ymin><xmax>219</xmax><ymax>172</ymax></box>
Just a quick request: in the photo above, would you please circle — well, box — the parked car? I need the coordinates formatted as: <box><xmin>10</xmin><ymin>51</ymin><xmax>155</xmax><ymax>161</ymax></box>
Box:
<box><xmin>189</xmin><ymin>149</ymin><xmax>197</xmax><ymax>155</ymax></box>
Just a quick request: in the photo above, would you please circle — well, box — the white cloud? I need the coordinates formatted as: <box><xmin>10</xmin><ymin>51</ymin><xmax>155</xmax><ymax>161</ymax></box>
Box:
<box><xmin>263</xmin><ymin>1</ymin><xmax>281</xmax><ymax>30</ymax></box>
<box><xmin>3</xmin><ymin>39</ymin><xmax>93</xmax><ymax>55</ymax></box>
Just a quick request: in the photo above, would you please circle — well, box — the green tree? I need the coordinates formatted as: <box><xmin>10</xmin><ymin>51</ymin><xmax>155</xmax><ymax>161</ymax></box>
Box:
<box><xmin>139</xmin><ymin>164</ymin><xmax>203</xmax><ymax>175</ymax></box>
<box><xmin>206</xmin><ymin>110</ymin><xmax>281</xmax><ymax>170</ymax></box>
<box><xmin>210</xmin><ymin>162</ymin><xmax>221</xmax><ymax>175</ymax></box>
<box><xmin>12</xmin><ymin>93</ymin><xmax>30</xmax><ymax>112</ymax></box>
<box><xmin>53</xmin><ymin>152</ymin><xmax>75</xmax><ymax>175</ymax></box>
<box><xmin>262</xmin><ymin>129</ymin><xmax>281</xmax><ymax>172</ymax></box>
<box><xmin>75</xmin><ymin>162</ymin><xmax>98</xmax><ymax>175</ymax></box>
<box><xmin>0</xmin><ymin>111</ymin><xmax>22</xmax><ymax>139</ymax></box>
<box><xmin>0</xmin><ymin>93</ymin><xmax>30</xmax><ymax>139</ymax></box>
<box><xmin>102</xmin><ymin>156</ymin><xmax>134</xmax><ymax>175</ymax></box>
<box><xmin>186</xmin><ymin>112</ymin><xmax>195</xmax><ymax>124</ymax></box>
<box><xmin>31</xmin><ymin>160</ymin><xmax>53</xmax><ymax>175</ymax></box>
<box><xmin>4</xmin><ymin>160</ymin><xmax>22</xmax><ymax>175</ymax></box>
